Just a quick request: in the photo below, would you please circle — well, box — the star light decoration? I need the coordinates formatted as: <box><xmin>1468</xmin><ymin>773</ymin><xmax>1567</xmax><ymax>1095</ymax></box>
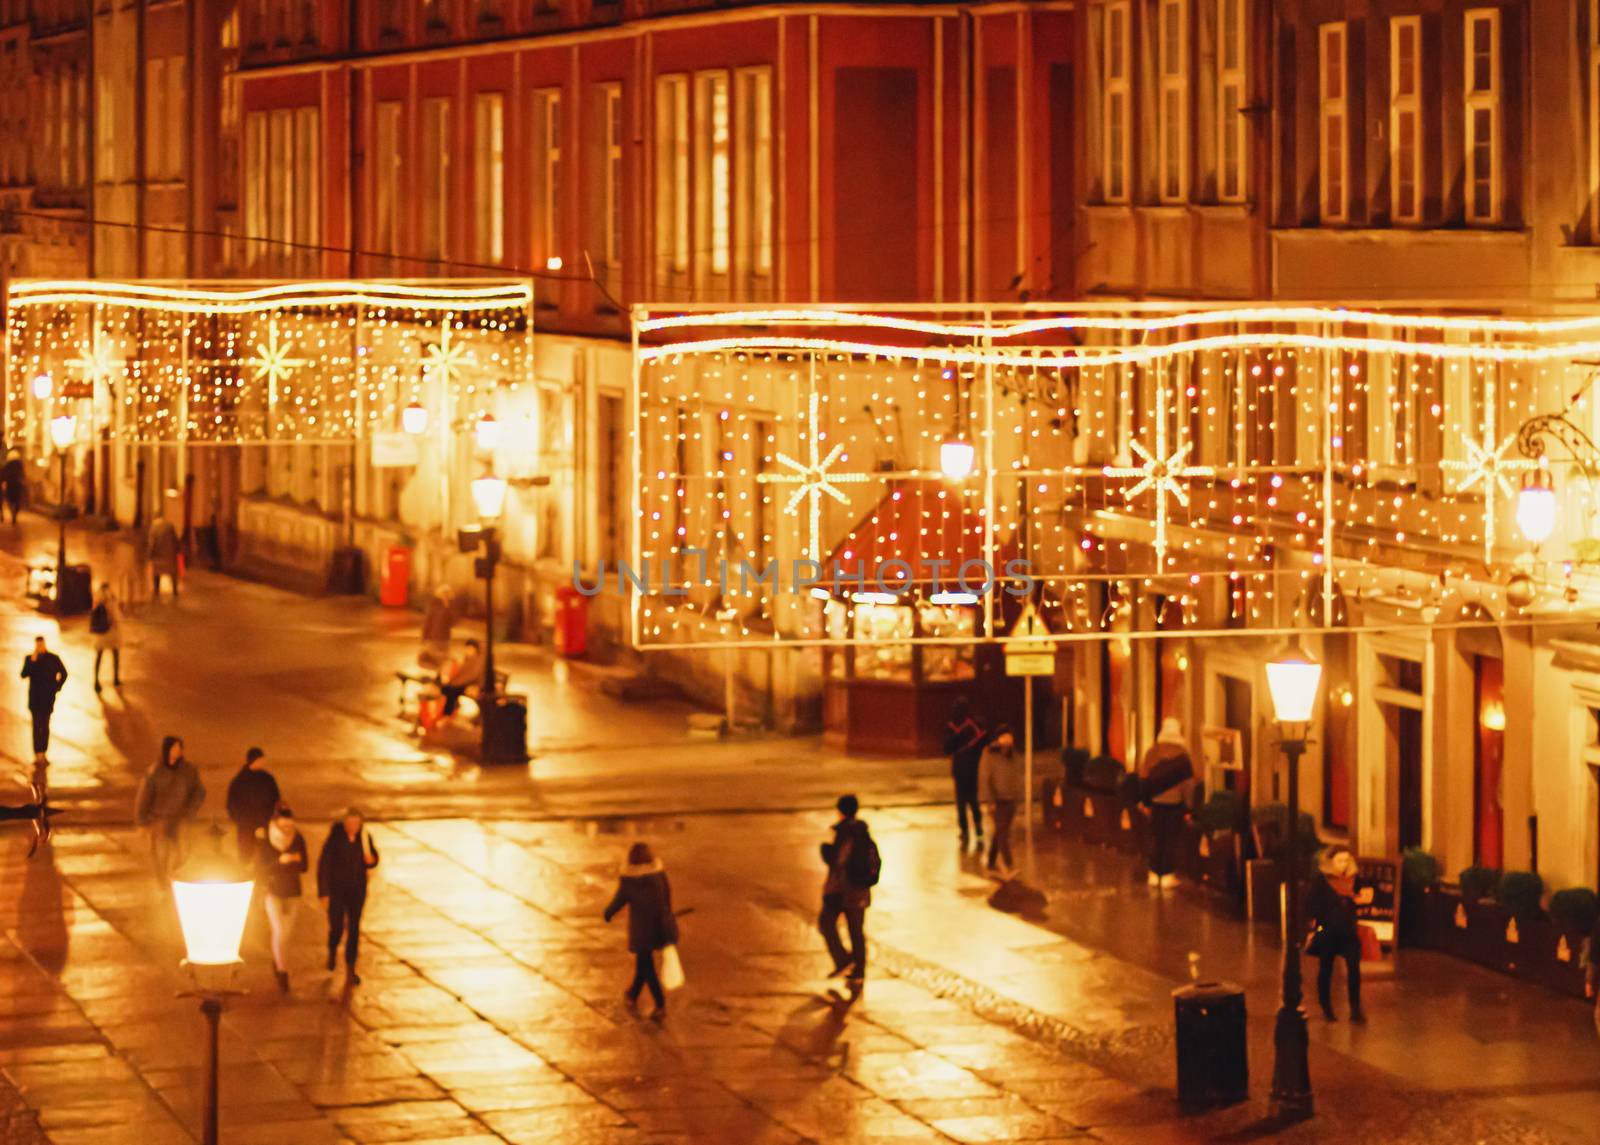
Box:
<box><xmin>757</xmin><ymin>387</ymin><xmax>870</xmax><ymax>565</ymax></box>
<box><xmin>245</xmin><ymin>317</ymin><xmax>307</xmax><ymax>404</ymax></box>
<box><xmin>1101</xmin><ymin>382</ymin><xmax>1213</xmax><ymax>565</ymax></box>
<box><xmin>1440</xmin><ymin>380</ymin><xmax>1537</xmax><ymax>562</ymax></box>
<box><xmin>66</xmin><ymin>328</ymin><xmax>123</xmax><ymax>390</ymax></box>
<box><xmin>423</xmin><ymin>317</ymin><xmax>472</xmax><ymax>389</ymax></box>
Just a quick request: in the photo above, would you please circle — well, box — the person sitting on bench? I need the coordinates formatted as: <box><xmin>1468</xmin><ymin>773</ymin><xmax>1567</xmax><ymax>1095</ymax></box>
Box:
<box><xmin>439</xmin><ymin>639</ymin><xmax>484</xmax><ymax>717</ymax></box>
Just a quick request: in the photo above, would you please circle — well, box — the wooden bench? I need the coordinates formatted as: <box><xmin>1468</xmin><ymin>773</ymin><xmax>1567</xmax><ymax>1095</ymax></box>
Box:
<box><xmin>395</xmin><ymin>668</ymin><xmax>510</xmax><ymax>730</ymax></box>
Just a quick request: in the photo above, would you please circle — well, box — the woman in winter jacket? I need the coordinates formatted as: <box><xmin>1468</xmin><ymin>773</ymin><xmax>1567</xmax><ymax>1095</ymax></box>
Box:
<box><xmin>603</xmin><ymin>842</ymin><xmax>679</xmax><ymax>1016</ymax></box>
<box><xmin>1306</xmin><ymin>848</ymin><xmax>1364</xmax><ymax>1022</ymax></box>
<box><xmin>256</xmin><ymin>804</ymin><xmax>308</xmax><ymax>993</ymax></box>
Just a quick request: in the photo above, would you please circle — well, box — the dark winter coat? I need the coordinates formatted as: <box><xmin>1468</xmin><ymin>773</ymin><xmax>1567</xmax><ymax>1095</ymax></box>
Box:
<box><xmin>820</xmin><ymin>818</ymin><xmax>873</xmax><ymax>909</ymax></box>
<box><xmin>134</xmin><ymin>741</ymin><xmax>205</xmax><ymax>828</ymax></box>
<box><xmin>943</xmin><ymin>716</ymin><xmax>988</xmax><ymax>781</ymax></box>
<box><xmin>148</xmin><ymin>519</ymin><xmax>180</xmax><ymax>577</ymax></box>
<box><xmin>1306</xmin><ymin>874</ymin><xmax>1360</xmax><ymax>943</ymax></box>
<box><xmin>317</xmin><ymin>825</ymin><xmax>379</xmax><ymax>901</ymax></box>
<box><xmin>225</xmin><ymin>767</ymin><xmax>280</xmax><ymax>833</ymax></box>
<box><xmin>256</xmin><ymin>830</ymin><xmax>309</xmax><ymax>899</ymax></box>
<box><xmin>1139</xmin><ymin>739</ymin><xmax>1195</xmax><ymax>807</ymax></box>
<box><xmin>20</xmin><ymin>651</ymin><xmax>67</xmax><ymax>712</ymax></box>
<box><xmin>1</xmin><ymin>457</ymin><xmax>23</xmax><ymax>506</ymax></box>
<box><xmin>603</xmin><ymin>862</ymin><xmax>679</xmax><ymax>953</ymax></box>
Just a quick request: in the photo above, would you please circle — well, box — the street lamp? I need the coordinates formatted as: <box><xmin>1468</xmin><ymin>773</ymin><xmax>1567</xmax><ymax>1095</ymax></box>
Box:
<box><xmin>1264</xmin><ymin>642</ymin><xmax>1323</xmax><ymax>1123</ymax></box>
<box><xmin>402</xmin><ymin>401</ymin><xmax>430</xmax><ymax>436</ymax></box>
<box><xmin>172</xmin><ymin>869</ymin><xmax>253</xmax><ymax>1145</ymax></box>
<box><xmin>474</xmin><ymin>412</ymin><xmax>500</xmax><ymax>452</ymax></box>
<box><xmin>1515</xmin><ymin>473</ymin><xmax>1558</xmax><ymax>546</ymax></box>
<box><xmin>31</xmin><ymin>373</ymin><xmax>52</xmax><ymax>400</ymax></box>
<box><xmin>49</xmin><ymin>414</ymin><xmax>77</xmax><ymax>606</ymax></box>
<box><xmin>460</xmin><ymin>473</ymin><xmax>524</xmax><ymax>763</ymax></box>
<box><xmin>939</xmin><ymin>435</ymin><xmax>976</xmax><ymax>480</ymax></box>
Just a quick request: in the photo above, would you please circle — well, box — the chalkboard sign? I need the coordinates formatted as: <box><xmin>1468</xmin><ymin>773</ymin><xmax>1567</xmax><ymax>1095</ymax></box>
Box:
<box><xmin>1354</xmin><ymin>856</ymin><xmax>1400</xmax><ymax>964</ymax></box>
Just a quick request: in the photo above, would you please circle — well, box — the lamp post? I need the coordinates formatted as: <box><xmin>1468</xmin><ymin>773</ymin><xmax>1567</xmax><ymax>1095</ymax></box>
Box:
<box><xmin>462</xmin><ymin>474</ymin><xmax>525</xmax><ymax>763</ymax></box>
<box><xmin>171</xmin><ymin>870</ymin><xmax>253</xmax><ymax>1145</ymax></box>
<box><xmin>1264</xmin><ymin>644</ymin><xmax>1323</xmax><ymax>1123</ymax></box>
<box><xmin>49</xmin><ymin>413</ymin><xmax>77</xmax><ymax>600</ymax></box>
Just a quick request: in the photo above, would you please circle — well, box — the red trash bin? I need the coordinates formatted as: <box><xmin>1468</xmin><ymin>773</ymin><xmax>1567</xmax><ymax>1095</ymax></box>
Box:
<box><xmin>554</xmin><ymin>585</ymin><xmax>588</xmax><ymax>657</ymax></box>
<box><xmin>380</xmin><ymin>545</ymin><xmax>413</xmax><ymax>608</ymax></box>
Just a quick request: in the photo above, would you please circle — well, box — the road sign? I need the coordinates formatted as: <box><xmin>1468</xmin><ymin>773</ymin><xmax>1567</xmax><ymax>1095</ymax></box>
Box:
<box><xmin>1005</xmin><ymin>601</ymin><xmax>1050</xmax><ymax>642</ymax></box>
<box><xmin>1003</xmin><ymin>601</ymin><xmax>1053</xmax><ymax>674</ymax></box>
<box><xmin>1005</xmin><ymin>652</ymin><xmax>1054</xmax><ymax>676</ymax></box>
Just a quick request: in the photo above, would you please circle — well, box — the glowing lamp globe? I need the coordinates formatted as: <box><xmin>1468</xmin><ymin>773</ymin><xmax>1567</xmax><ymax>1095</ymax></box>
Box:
<box><xmin>1265</xmin><ymin>646</ymin><xmax>1323</xmax><ymax>725</ymax></box>
<box><xmin>49</xmin><ymin>414</ymin><xmax>77</xmax><ymax>450</ymax></box>
<box><xmin>402</xmin><ymin>402</ymin><xmax>430</xmax><ymax>436</ymax></box>
<box><xmin>939</xmin><ymin>436</ymin><xmax>976</xmax><ymax>480</ymax></box>
<box><xmin>172</xmin><ymin>876</ymin><xmax>254</xmax><ymax>968</ymax></box>
<box><xmin>1515</xmin><ymin>480</ymin><xmax>1557</xmax><ymax>545</ymax></box>
<box><xmin>471</xmin><ymin>475</ymin><xmax>508</xmax><ymax>520</ymax></box>
<box><xmin>31</xmin><ymin>373</ymin><xmax>52</xmax><ymax>400</ymax></box>
<box><xmin>475</xmin><ymin>412</ymin><xmax>500</xmax><ymax>452</ymax></box>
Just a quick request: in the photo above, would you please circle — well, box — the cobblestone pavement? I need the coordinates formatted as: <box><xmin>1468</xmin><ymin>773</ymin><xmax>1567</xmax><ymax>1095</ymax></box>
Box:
<box><xmin>4</xmin><ymin>806</ymin><xmax>1598</xmax><ymax>1145</ymax></box>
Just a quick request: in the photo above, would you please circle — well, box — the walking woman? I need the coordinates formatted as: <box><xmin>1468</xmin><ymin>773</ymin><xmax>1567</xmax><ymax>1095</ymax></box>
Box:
<box><xmin>1306</xmin><ymin>848</ymin><xmax>1365</xmax><ymax>1022</ymax></box>
<box><xmin>90</xmin><ymin>583</ymin><xmax>124</xmax><ymax>693</ymax></box>
<box><xmin>256</xmin><ymin>803</ymin><xmax>308</xmax><ymax>993</ymax></box>
<box><xmin>602</xmin><ymin>842</ymin><xmax>679</xmax><ymax>1018</ymax></box>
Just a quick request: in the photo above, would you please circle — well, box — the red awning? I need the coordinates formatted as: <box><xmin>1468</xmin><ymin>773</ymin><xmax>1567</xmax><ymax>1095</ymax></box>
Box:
<box><xmin>823</xmin><ymin>478</ymin><xmax>1013</xmax><ymax>590</ymax></box>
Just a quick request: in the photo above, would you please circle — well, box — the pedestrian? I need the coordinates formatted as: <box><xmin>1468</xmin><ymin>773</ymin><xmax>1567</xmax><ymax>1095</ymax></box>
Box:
<box><xmin>818</xmin><ymin>794</ymin><xmax>879</xmax><ymax>991</ymax></box>
<box><xmin>256</xmin><ymin>803</ymin><xmax>308</xmax><ymax>994</ymax></box>
<box><xmin>133</xmin><ymin>735</ymin><xmax>205</xmax><ymax>882</ymax></box>
<box><xmin>1306</xmin><ymin>848</ymin><xmax>1365</xmax><ymax>1023</ymax></box>
<box><xmin>318</xmin><ymin>807</ymin><xmax>379</xmax><ymax>985</ymax></box>
<box><xmin>943</xmin><ymin>698</ymin><xmax>988</xmax><ymax>847</ymax></box>
<box><xmin>439</xmin><ymin>638</ymin><xmax>483</xmax><ymax>717</ymax></box>
<box><xmin>148</xmin><ymin>511</ymin><xmax>181</xmax><ymax>600</ymax></box>
<box><xmin>602</xmin><ymin>841</ymin><xmax>680</xmax><ymax>1018</ymax></box>
<box><xmin>979</xmin><ymin>726</ymin><xmax>1024</xmax><ymax>878</ymax></box>
<box><xmin>89</xmin><ymin>583</ymin><xmax>124</xmax><ymax>693</ymax></box>
<box><xmin>1</xmin><ymin>447</ymin><xmax>24</xmax><ymax>525</ymax></box>
<box><xmin>419</xmin><ymin>584</ymin><xmax>456</xmax><ymax>669</ymax></box>
<box><xmin>225</xmin><ymin>747</ymin><xmax>280</xmax><ymax>860</ymax></box>
<box><xmin>1139</xmin><ymin>716</ymin><xmax>1195</xmax><ymax>889</ymax></box>
<box><xmin>1588</xmin><ymin>909</ymin><xmax>1600</xmax><ymax>1040</ymax></box>
<box><xmin>20</xmin><ymin>635</ymin><xmax>68</xmax><ymax>764</ymax></box>
<box><xmin>112</xmin><ymin>530</ymin><xmax>141</xmax><ymax>608</ymax></box>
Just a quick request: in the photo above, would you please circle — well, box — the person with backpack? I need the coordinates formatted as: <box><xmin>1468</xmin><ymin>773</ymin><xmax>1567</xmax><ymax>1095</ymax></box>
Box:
<box><xmin>1138</xmin><ymin>717</ymin><xmax>1195</xmax><ymax>889</ymax></box>
<box><xmin>818</xmin><ymin>794</ymin><xmax>879</xmax><ymax>990</ymax></box>
<box><xmin>979</xmin><ymin>726</ymin><xmax>1025</xmax><ymax>878</ymax></box>
<box><xmin>943</xmin><ymin>698</ymin><xmax>988</xmax><ymax>847</ymax></box>
<box><xmin>89</xmin><ymin>583</ymin><xmax>124</xmax><ymax>694</ymax></box>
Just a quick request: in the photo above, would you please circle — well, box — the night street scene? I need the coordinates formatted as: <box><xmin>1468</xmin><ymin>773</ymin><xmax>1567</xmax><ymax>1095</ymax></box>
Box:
<box><xmin>8</xmin><ymin>4</ymin><xmax>1600</xmax><ymax>1145</ymax></box>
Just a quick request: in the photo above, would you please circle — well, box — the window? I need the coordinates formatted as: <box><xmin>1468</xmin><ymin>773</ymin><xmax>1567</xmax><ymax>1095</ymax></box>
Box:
<box><xmin>1102</xmin><ymin>1</ymin><xmax>1131</xmax><ymax>202</ymax></box>
<box><xmin>1366</xmin><ymin>351</ymin><xmax>1418</xmax><ymax>470</ymax></box>
<box><xmin>603</xmin><ymin>83</ymin><xmax>623</xmax><ymax>270</ymax></box>
<box><xmin>654</xmin><ymin>74</ymin><xmax>690</xmax><ymax>277</ymax></box>
<box><xmin>373</xmin><ymin>101</ymin><xmax>402</xmax><ymax>258</ymax></box>
<box><xmin>145</xmin><ymin>60</ymin><xmax>167</xmax><ymax>182</ymax></box>
<box><xmin>294</xmin><ymin>106</ymin><xmax>319</xmax><ymax>259</ymax></box>
<box><xmin>1319</xmin><ymin>22</ymin><xmax>1348</xmax><ymax>223</ymax></box>
<box><xmin>735</xmin><ymin>67</ymin><xmax>773</xmax><ymax>278</ymax></box>
<box><xmin>1216</xmin><ymin>0</ymin><xmax>1245</xmax><ymax>202</ymax></box>
<box><xmin>531</xmin><ymin>89</ymin><xmax>562</xmax><ymax>268</ymax></box>
<box><xmin>1390</xmin><ymin>17</ymin><xmax>1422</xmax><ymax>224</ymax></box>
<box><xmin>473</xmin><ymin>92</ymin><xmax>505</xmax><ymax>263</ymax></box>
<box><xmin>694</xmin><ymin>70</ymin><xmax>730</xmax><ymax>277</ymax></box>
<box><xmin>1464</xmin><ymin>8</ymin><xmax>1501</xmax><ymax>224</ymax></box>
<box><xmin>242</xmin><ymin>105</ymin><xmax>318</xmax><ymax>271</ymax></box>
<box><xmin>420</xmin><ymin>97</ymin><xmax>451</xmax><ymax>263</ymax></box>
<box><xmin>1156</xmin><ymin>0</ymin><xmax>1188</xmax><ymax>202</ymax></box>
<box><xmin>1591</xmin><ymin>1</ymin><xmax>1600</xmax><ymax>239</ymax></box>
<box><xmin>244</xmin><ymin>111</ymin><xmax>267</xmax><ymax>254</ymax></box>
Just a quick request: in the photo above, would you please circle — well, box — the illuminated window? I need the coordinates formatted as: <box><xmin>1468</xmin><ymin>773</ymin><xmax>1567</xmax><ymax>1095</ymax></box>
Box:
<box><xmin>531</xmin><ymin>88</ymin><xmax>561</xmax><ymax>268</ymax></box>
<box><xmin>603</xmin><ymin>83</ymin><xmax>623</xmax><ymax>270</ymax></box>
<box><xmin>1102</xmin><ymin>1</ymin><xmax>1130</xmax><ymax>202</ymax></box>
<box><xmin>735</xmin><ymin>67</ymin><xmax>773</xmax><ymax>278</ymax></box>
<box><xmin>1319</xmin><ymin>22</ymin><xmax>1348</xmax><ymax>223</ymax></box>
<box><xmin>420</xmin><ymin>97</ymin><xmax>451</xmax><ymax>263</ymax></box>
<box><xmin>1390</xmin><ymin>17</ymin><xmax>1422</xmax><ymax>224</ymax></box>
<box><xmin>654</xmin><ymin>74</ymin><xmax>690</xmax><ymax>277</ymax></box>
<box><xmin>473</xmin><ymin>92</ymin><xmax>505</xmax><ymax>263</ymax></box>
<box><xmin>1156</xmin><ymin>0</ymin><xmax>1188</xmax><ymax>203</ymax></box>
<box><xmin>694</xmin><ymin>70</ymin><xmax>730</xmax><ymax>277</ymax></box>
<box><xmin>1464</xmin><ymin>8</ymin><xmax>1501</xmax><ymax>224</ymax></box>
<box><xmin>294</xmin><ymin>106</ymin><xmax>320</xmax><ymax>266</ymax></box>
<box><xmin>145</xmin><ymin>60</ymin><xmax>167</xmax><ymax>182</ymax></box>
<box><xmin>1216</xmin><ymin>0</ymin><xmax>1246</xmax><ymax>203</ymax></box>
<box><xmin>373</xmin><ymin>101</ymin><xmax>402</xmax><ymax>258</ymax></box>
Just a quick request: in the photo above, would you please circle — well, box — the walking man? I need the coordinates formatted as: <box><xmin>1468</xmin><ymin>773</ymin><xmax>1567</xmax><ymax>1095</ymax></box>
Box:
<box><xmin>20</xmin><ymin>636</ymin><xmax>68</xmax><ymax>764</ymax></box>
<box><xmin>318</xmin><ymin>807</ymin><xmax>379</xmax><ymax>985</ymax></box>
<box><xmin>148</xmin><ymin>511</ymin><xmax>180</xmax><ymax>600</ymax></box>
<box><xmin>1138</xmin><ymin>717</ymin><xmax>1195</xmax><ymax>889</ymax></box>
<box><xmin>818</xmin><ymin>794</ymin><xmax>879</xmax><ymax>992</ymax></box>
<box><xmin>90</xmin><ymin>583</ymin><xmax>124</xmax><ymax>693</ymax></box>
<box><xmin>980</xmin><ymin>725</ymin><xmax>1024</xmax><ymax>878</ymax></box>
<box><xmin>134</xmin><ymin>736</ymin><xmax>205</xmax><ymax>881</ymax></box>
<box><xmin>943</xmin><ymin>698</ymin><xmax>988</xmax><ymax>846</ymax></box>
<box><xmin>1</xmin><ymin>447</ymin><xmax>24</xmax><ymax>525</ymax></box>
<box><xmin>225</xmin><ymin>747</ymin><xmax>280</xmax><ymax>860</ymax></box>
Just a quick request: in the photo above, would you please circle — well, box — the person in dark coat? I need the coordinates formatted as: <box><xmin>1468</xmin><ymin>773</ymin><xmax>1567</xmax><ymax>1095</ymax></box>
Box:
<box><xmin>603</xmin><ymin>842</ymin><xmax>679</xmax><ymax>1017</ymax></box>
<box><xmin>979</xmin><ymin>727</ymin><xmax>1024</xmax><ymax>878</ymax></box>
<box><xmin>133</xmin><ymin>736</ymin><xmax>205</xmax><ymax>881</ymax></box>
<box><xmin>1</xmin><ymin>448</ymin><xmax>24</xmax><ymax>525</ymax></box>
<box><xmin>818</xmin><ymin>794</ymin><xmax>875</xmax><ymax>990</ymax></box>
<box><xmin>943</xmin><ymin>698</ymin><xmax>988</xmax><ymax>846</ymax></box>
<box><xmin>148</xmin><ymin>512</ymin><xmax>180</xmax><ymax>600</ymax></box>
<box><xmin>226</xmin><ymin>747</ymin><xmax>280</xmax><ymax>860</ymax></box>
<box><xmin>1306</xmin><ymin>848</ymin><xmax>1364</xmax><ymax>1022</ymax></box>
<box><xmin>317</xmin><ymin>807</ymin><xmax>379</xmax><ymax>984</ymax></box>
<box><xmin>1139</xmin><ymin>717</ymin><xmax>1195</xmax><ymax>889</ymax></box>
<box><xmin>20</xmin><ymin>636</ymin><xmax>68</xmax><ymax>763</ymax></box>
<box><xmin>256</xmin><ymin>803</ymin><xmax>308</xmax><ymax>993</ymax></box>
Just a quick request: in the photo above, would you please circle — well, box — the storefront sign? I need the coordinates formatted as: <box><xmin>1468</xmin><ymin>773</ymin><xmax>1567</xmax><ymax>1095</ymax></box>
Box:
<box><xmin>1354</xmin><ymin>856</ymin><xmax>1400</xmax><ymax>968</ymax></box>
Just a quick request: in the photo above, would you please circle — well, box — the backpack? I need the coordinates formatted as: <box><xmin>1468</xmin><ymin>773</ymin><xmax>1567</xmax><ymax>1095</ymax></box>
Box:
<box><xmin>846</xmin><ymin>827</ymin><xmax>882</xmax><ymax>889</ymax></box>
<box><xmin>89</xmin><ymin>603</ymin><xmax>110</xmax><ymax>634</ymax></box>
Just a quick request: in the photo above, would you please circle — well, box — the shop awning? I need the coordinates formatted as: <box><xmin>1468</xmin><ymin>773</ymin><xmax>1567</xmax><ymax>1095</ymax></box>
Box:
<box><xmin>823</xmin><ymin>478</ymin><xmax>1015</xmax><ymax>591</ymax></box>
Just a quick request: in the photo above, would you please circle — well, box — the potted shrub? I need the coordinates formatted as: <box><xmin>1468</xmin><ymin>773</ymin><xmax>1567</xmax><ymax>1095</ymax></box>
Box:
<box><xmin>1061</xmin><ymin>746</ymin><xmax>1090</xmax><ymax>789</ymax></box>
<box><xmin>1244</xmin><ymin>803</ymin><xmax>1317</xmax><ymax>922</ymax></box>
<box><xmin>1547</xmin><ymin>888</ymin><xmax>1598</xmax><ymax>994</ymax></box>
<box><xmin>1400</xmin><ymin>847</ymin><xmax>1441</xmax><ymax>947</ymax></box>
<box><xmin>1183</xmin><ymin>790</ymin><xmax>1246</xmax><ymax>900</ymax></box>
<box><xmin>1078</xmin><ymin>755</ymin><xmax>1134</xmax><ymax>849</ymax></box>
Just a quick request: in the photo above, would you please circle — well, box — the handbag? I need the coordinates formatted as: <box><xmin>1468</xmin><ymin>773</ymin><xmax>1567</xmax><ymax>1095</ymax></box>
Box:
<box><xmin>658</xmin><ymin>944</ymin><xmax>685</xmax><ymax>991</ymax></box>
<box><xmin>1303</xmin><ymin>924</ymin><xmax>1331</xmax><ymax>958</ymax></box>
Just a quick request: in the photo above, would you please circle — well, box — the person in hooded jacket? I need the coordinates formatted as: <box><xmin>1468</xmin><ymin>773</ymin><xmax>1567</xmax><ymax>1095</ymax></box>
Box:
<box><xmin>256</xmin><ymin>803</ymin><xmax>308</xmax><ymax>994</ymax></box>
<box><xmin>603</xmin><ymin>841</ymin><xmax>679</xmax><ymax>1017</ymax></box>
<box><xmin>818</xmin><ymin>794</ymin><xmax>875</xmax><ymax>988</ymax></box>
<box><xmin>225</xmin><ymin>747</ymin><xmax>280</xmax><ymax>860</ymax></box>
<box><xmin>1139</xmin><ymin>717</ymin><xmax>1195</xmax><ymax>889</ymax></box>
<box><xmin>979</xmin><ymin>726</ymin><xmax>1025</xmax><ymax>878</ymax></box>
<box><xmin>134</xmin><ymin>735</ymin><xmax>205</xmax><ymax>881</ymax></box>
<box><xmin>318</xmin><ymin>807</ymin><xmax>379</xmax><ymax>984</ymax></box>
<box><xmin>943</xmin><ymin>698</ymin><xmax>988</xmax><ymax>846</ymax></box>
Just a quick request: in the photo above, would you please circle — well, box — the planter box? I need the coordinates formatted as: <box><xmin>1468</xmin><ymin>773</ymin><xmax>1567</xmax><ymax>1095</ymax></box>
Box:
<box><xmin>1051</xmin><ymin>783</ymin><xmax>1143</xmax><ymax>855</ymax></box>
<box><xmin>1246</xmin><ymin>858</ymin><xmax>1283</xmax><ymax>924</ymax></box>
<box><xmin>1179</xmin><ymin>825</ymin><xmax>1244</xmax><ymax>908</ymax></box>
<box><xmin>1413</xmin><ymin>886</ymin><xmax>1589</xmax><ymax>1000</ymax></box>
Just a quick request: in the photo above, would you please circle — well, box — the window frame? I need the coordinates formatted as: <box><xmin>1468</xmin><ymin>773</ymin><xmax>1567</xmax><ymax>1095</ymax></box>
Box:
<box><xmin>1318</xmin><ymin>21</ymin><xmax>1349</xmax><ymax>224</ymax></box>
<box><xmin>1464</xmin><ymin>7</ymin><xmax>1502</xmax><ymax>226</ymax></box>
<box><xmin>531</xmin><ymin>88</ymin><xmax>562</xmax><ymax>269</ymax></box>
<box><xmin>602</xmin><ymin>82</ymin><xmax>624</xmax><ymax>271</ymax></box>
<box><xmin>735</xmin><ymin>66</ymin><xmax>774</xmax><ymax>279</ymax></box>
<box><xmin>1102</xmin><ymin>0</ymin><xmax>1132</xmax><ymax>203</ymax></box>
<box><xmin>419</xmin><ymin>96</ymin><xmax>452</xmax><ymax>264</ymax></box>
<box><xmin>372</xmin><ymin>100</ymin><xmax>403</xmax><ymax>259</ymax></box>
<box><xmin>1215</xmin><ymin>0</ymin><xmax>1246</xmax><ymax>204</ymax></box>
<box><xmin>654</xmin><ymin>73</ymin><xmax>690</xmax><ymax>276</ymax></box>
<box><xmin>694</xmin><ymin>69</ymin><xmax>732</xmax><ymax>279</ymax></box>
<box><xmin>473</xmin><ymin>91</ymin><xmax>505</xmax><ymax>263</ymax></box>
<box><xmin>1390</xmin><ymin>16</ymin><xmax>1423</xmax><ymax>225</ymax></box>
<box><xmin>1156</xmin><ymin>0</ymin><xmax>1189</xmax><ymax>204</ymax></box>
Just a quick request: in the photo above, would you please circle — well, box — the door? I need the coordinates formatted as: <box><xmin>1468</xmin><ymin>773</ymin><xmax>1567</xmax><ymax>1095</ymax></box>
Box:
<box><xmin>1395</xmin><ymin>706</ymin><xmax>1424</xmax><ymax>850</ymax></box>
<box><xmin>1472</xmin><ymin>655</ymin><xmax>1505</xmax><ymax>867</ymax></box>
<box><xmin>1220</xmin><ymin>673</ymin><xmax>1253</xmax><ymax>803</ymax></box>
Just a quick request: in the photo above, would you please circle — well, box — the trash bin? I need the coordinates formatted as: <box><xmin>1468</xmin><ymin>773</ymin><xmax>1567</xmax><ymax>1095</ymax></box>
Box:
<box><xmin>54</xmin><ymin>563</ymin><xmax>93</xmax><ymax>617</ymax></box>
<box><xmin>553</xmin><ymin>585</ymin><xmax>588</xmax><ymax>657</ymax></box>
<box><xmin>1172</xmin><ymin>981</ymin><xmax>1248</xmax><ymax>1109</ymax></box>
<box><xmin>481</xmin><ymin>693</ymin><xmax>529</xmax><ymax>764</ymax></box>
<box><xmin>328</xmin><ymin>546</ymin><xmax>365</xmax><ymax>595</ymax></box>
<box><xmin>379</xmin><ymin>545</ymin><xmax>412</xmax><ymax>607</ymax></box>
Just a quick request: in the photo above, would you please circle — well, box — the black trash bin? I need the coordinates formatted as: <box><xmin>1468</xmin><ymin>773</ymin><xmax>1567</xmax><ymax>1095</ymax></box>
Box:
<box><xmin>480</xmin><ymin>693</ymin><xmax>529</xmax><ymax>764</ymax></box>
<box><xmin>54</xmin><ymin>563</ymin><xmax>94</xmax><ymax>617</ymax></box>
<box><xmin>1172</xmin><ymin>981</ymin><xmax>1248</xmax><ymax>1109</ymax></box>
